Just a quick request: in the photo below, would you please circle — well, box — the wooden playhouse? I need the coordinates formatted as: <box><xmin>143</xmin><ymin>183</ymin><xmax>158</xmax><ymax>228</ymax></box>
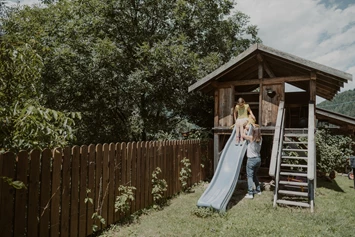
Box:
<box><xmin>188</xmin><ymin>43</ymin><xmax>354</xmax><ymax>211</ymax></box>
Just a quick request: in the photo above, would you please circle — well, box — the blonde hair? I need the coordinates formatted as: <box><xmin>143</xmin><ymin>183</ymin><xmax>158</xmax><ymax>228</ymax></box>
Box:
<box><xmin>252</xmin><ymin>127</ymin><xmax>262</xmax><ymax>143</ymax></box>
<box><xmin>237</xmin><ymin>97</ymin><xmax>245</xmax><ymax>105</ymax></box>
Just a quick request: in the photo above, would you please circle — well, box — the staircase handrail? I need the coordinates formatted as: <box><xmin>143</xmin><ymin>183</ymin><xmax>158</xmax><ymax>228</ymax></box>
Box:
<box><xmin>269</xmin><ymin>101</ymin><xmax>285</xmax><ymax>177</ymax></box>
<box><xmin>273</xmin><ymin>107</ymin><xmax>285</xmax><ymax>207</ymax></box>
<box><xmin>307</xmin><ymin>103</ymin><xmax>316</xmax><ymax>180</ymax></box>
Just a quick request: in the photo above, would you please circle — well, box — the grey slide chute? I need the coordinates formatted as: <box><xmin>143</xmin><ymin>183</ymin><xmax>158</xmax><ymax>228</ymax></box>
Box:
<box><xmin>197</xmin><ymin>125</ymin><xmax>251</xmax><ymax>212</ymax></box>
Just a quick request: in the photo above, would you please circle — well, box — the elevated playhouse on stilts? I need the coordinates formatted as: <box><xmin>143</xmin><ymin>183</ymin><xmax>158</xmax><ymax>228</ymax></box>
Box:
<box><xmin>189</xmin><ymin>44</ymin><xmax>354</xmax><ymax>212</ymax></box>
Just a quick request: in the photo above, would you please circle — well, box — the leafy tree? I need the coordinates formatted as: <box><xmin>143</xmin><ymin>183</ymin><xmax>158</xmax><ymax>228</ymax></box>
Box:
<box><xmin>3</xmin><ymin>0</ymin><xmax>261</xmax><ymax>144</ymax></box>
<box><xmin>315</xmin><ymin>129</ymin><xmax>353</xmax><ymax>174</ymax></box>
<box><xmin>0</xmin><ymin>37</ymin><xmax>80</xmax><ymax>152</ymax></box>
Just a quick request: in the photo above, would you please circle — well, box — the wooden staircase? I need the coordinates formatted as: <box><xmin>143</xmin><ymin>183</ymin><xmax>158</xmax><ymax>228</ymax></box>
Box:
<box><xmin>275</xmin><ymin>129</ymin><xmax>310</xmax><ymax>208</ymax></box>
<box><xmin>269</xmin><ymin>101</ymin><xmax>316</xmax><ymax>212</ymax></box>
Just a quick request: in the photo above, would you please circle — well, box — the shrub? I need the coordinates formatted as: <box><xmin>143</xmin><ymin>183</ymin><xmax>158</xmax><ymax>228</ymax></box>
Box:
<box><xmin>316</xmin><ymin>129</ymin><xmax>353</xmax><ymax>174</ymax></box>
<box><xmin>179</xmin><ymin>157</ymin><xmax>192</xmax><ymax>192</ymax></box>
<box><xmin>151</xmin><ymin>167</ymin><xmax>168</xmax><ymax>209</ymax></box>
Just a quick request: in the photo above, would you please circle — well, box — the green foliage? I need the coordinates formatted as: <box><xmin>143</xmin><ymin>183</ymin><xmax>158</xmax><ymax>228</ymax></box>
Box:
<box><xmin>179</xmin><ymin>157</ymin><xmax>192</xmax><ymax>192</ymax></box>
<box><xmin>151</xmin><ymin>167</ymin><xmax>168</xmax><ymax>209</ymax></box>
<box><xmin>0</xmin><ymin>35</ymin><xmax>80</xmax><ymax>151</ymax></box>
<box><xmin>115</xmin><ymin>185</ymin><xmax>136</xmax><ymax>214</ymax></box>
<box><xmin>84</xmin><ymin>188</ymin><xmax>93</xmax><ymax>205</ymax></box>
<box><xmin>84</xmin><ymin>188</ymin><xmax>106</xmax><ymax>232</ymax></box>
<box><xmin>2</xmin><ymin>0</ymin><xmax>260</xmax><ymax>144</ymax></box>
<box><xmin>316</xmin><ymin>129</ymin><xmax>353</xmax><ymax>174</ymax></box>
<box><xmin>91</xmin><ymin>212</ymin><xmax>105</xmax><ymax>232</ymax></box>
<box><xmin>1</xmin><ymin>176</ymin><xmax>26</xmax><ymax>189</ymax></box>
<box><xmin>191</xmin><ymin>206</ymin><xmax>221</xmax><ymax>218</ymax></box>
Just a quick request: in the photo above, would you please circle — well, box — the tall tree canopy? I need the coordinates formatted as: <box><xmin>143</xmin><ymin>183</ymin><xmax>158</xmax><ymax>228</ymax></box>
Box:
<box><xmin>2</xmin><ymin>0</ymin><xmax>261</xmax><ymax>145</ymax></box>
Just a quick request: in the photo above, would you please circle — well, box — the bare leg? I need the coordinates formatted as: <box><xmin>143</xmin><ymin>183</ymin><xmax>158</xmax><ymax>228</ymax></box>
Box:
<box><xmin>239</xmin><ymin>123</ymin><xmax>244</xmax><ymax>142</ymax></box>
<box><xmin>235</xmin><ymin>121</ymin><xmax>240</xmax><ymax>144</ymax></box>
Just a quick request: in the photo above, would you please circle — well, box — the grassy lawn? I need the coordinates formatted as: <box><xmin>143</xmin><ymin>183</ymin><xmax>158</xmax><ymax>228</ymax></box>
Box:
<box><xmin>100</xmin><ymin>175</ymin><xmax>355</xmax><ymax>237</ymax></box>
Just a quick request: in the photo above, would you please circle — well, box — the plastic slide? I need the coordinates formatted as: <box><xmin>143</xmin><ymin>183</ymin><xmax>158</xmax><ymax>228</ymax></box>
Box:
<box><xmin>197</xmin><ymin>125</ymin><xmax>251</xmax><ymax>212</ymax></box>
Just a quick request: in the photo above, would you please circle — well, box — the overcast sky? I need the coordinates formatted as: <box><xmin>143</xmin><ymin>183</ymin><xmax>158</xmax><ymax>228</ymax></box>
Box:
<box><xmin>18</xmin><ymin>0</ymin><xmax>355</xmax><ymax>100</ymax></box>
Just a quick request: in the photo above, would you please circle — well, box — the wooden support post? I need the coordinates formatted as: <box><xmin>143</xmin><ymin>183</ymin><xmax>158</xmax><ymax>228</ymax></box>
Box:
<box><xmin>214</xmin><ymin>90</ymin><xmax>219</xmax><ymax>127</ymax></box>
<box><xmin>213</xmin><ymin>133</ymin><xmax>219</xmax><ymax>172</ymax></box>
<box><xmin>230</xmin><ymin>85</ymin><xmax>235</xmax><ymax>126</ymax></box>
<box><xmin>214</xmin><ymin>88</ymin><xmax>219</xmax><ymax>172</ymax></box>
<box><xmin>258</xmin><ymin>63</ymin><xmax>263</xmax><ymax>126</ymax></box>
<box><xmin>257</xmin><ymin>53</ymin><xmax>276</xmax><ymax>78</ymax></box>
<box><xmin>310</xmin><ymin>72</ymin><xmax>316</xmax><ymax>103</ymax></box>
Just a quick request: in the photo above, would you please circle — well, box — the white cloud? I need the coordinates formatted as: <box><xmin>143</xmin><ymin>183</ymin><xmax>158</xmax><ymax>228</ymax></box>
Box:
<box><xmin>235</xmin><ymin>0</ymin><xmax>355</xmax><ymax>96</ymax></box>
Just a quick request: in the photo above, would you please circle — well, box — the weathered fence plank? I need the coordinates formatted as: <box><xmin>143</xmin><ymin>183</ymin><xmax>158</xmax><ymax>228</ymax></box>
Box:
<box><xmin>108</xmin><ymin>143</ymin><xmax>115</xmax><ymax>226</ymax></box>
<box><xmin>0</xmin><ymin>152</ymin><xmax>16</xmax><ymax>237</ymax></box>
<box><xmin>79</xmin><ymin>145</ymin><xmax>88</xmax><ymax>237</ymax></box>
<box><xmin>28</xmin><ymin>149</ymin><xmax>41</xmax><ymax>237</ymax></box>
<box><xmin>14</xmin><ymin>151</ymin><xmax>28</xmax><ymax>237</ymax></box>
<box><xmin>144</xmin><ymin>142</ymin><xmax>149</xmax><ymax>208</ymax></box>
<box><xmin>51</xmin><ymin>148</ymin><xmax>62</xmax><ymax>237</ymax></box>
<box><xmin>86</xmin><ymin>144</ymin><xmax>96</xmax><ymax>236</ymax></box>
<box><xmin>114</xmin><ymin>143</ymin><xmax>121</xmax><ymax>222</ymax></box>
<box><xmin>70</xmin><ymin>146</ymin><xmax>80</xmax><ymax>237</ymax></box>
<box><xmin>39</xmin><ymin>149</ymin><xmax>51</xmax><ymax>237</ymax></box>
<box><xmin>61</xmin><ymin>147</ymin><xmax>71</xmax><ymax>237</ymax></box>
<box><xmin>102</xmin><ymin>144</ymin><xmax>109</xmax><ymax>228</ymax></box>
<box><xmin>131</xmin><ymin>142</ymin><xmax>137</xmax><ymax>213</ymax></box>
<box><xmin>120</xmin><ymin>142</ymin><xmax>127</xmax><ymax>218</ymax></box>
<box><xmin>95</xmin><ymin>144</ymin><xmax>103</xmax><ymax>230</ymax></box>
<box><xmin>136</xmin><ymin>142</ymin><xmax>142</xmax><ymax>211</ymax></box>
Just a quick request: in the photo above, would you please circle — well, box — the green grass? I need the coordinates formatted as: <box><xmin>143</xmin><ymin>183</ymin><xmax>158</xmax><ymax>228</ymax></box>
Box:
<box><xmin>100</xmin><ymin>176</ymin><xmax>355</xmax><ymax>237</ymax></box>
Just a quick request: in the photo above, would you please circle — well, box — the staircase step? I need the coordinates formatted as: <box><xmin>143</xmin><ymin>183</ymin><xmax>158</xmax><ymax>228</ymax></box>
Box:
<box><xmin>282</xmin><ymin>156</ymin><xmax>308</xmax><ymax>159</ymax></box>
<box><xmin>283</xmin><ymin>148</ymin><xmax>307</xmax><ymax>152</ymax></box>
<box><xmin>278</xmin><ymin>190</ymin><xmax>308</xmax><ymax>197</ymax></box>
<box><xmin>280</xmin><ymin>172</ymin><xmax>307</xmax><ymax>177</ymax></box>
<box><xmin>281</xmin><ymin>164</ymin><xmax>308</xmax><ymax>168</ymax></box>
<box><xmin>283</xmin><ymin>141</ymin><xmax>308</xmax><ymax>145</ymax></box>
<box><xmin>284</xmin><ymin>133</ymin><xmax>308</xmax><ymax>137</ymax></box>
<box><xmin>276</xmin><ymin>199</ymin><xmax>310</xmax><ymax>208</ymax></box>
<box><xmin>280</xmin><ymin>181</ymin><xmax>308</xmax><ymax>186</ymax></box>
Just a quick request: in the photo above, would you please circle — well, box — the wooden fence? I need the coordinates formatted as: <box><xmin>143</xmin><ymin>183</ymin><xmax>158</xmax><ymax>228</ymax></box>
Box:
<box><xmin>0</xmin><ymin>139</ymin><xmax>213</xmax><ymax>237</ymax></box>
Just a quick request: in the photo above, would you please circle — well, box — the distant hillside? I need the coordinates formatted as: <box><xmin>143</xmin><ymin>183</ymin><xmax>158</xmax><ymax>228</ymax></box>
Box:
<box><xmin>317</xmin><ymin>89</ymin><xmax>355</xmax><ymax>118</ymax></box>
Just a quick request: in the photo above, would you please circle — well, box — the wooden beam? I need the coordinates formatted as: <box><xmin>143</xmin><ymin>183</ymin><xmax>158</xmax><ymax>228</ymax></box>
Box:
<box><xmin>316</xmin><ymin>108</ymin><xmax>355</xmax><ymax>126</ymax></box>
<box><xmin>214</xmin><ymin>90</ymin><xmax>219</xmax><ymax>127</ymax></box>
<box><xmin>310</xmin><ymin>72</ymin><xmax>316</xmax><ymax>103</ymax></box>
<box><xmin>258</xmin><ymin>63</ymin><xmax>263</xmax><ymax>79</ymax></box>
<box><xmin>257</xmin><ymin>54</ymin><xmax>276</xmax><ymax>77</ymax></box>
<box><xmin>216</xmin><ymin>76</ymin><xmax>310</xmax><ymax>87</ymax></box>
<box><xmin>263</xmin><ymin>75</ymin><xmax>309</xmax><ymax>85</ymax></box>
<box><xmin>213</xmin><ymin>133</ymin><xmax>219</xmax><ymax>172</ymax></box>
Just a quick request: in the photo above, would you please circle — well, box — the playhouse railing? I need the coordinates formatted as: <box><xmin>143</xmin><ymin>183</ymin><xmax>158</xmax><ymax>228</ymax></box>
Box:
<box><xmin>269</xmin><ymin>100</ymin><xmax>285</xmax><ymax>177</ymax></box>
<box><xmin>307</xmin><ymin>102</ymin><xmax>316</xmax><ymax>181</ymax></box>
<box><xmin>307</xmin><ymin>102</ymin><xmax>316</xmax><ymax>212</ymax></box>
<box><xmin>272</xmin><ymin>107</ymin><xmax>285</xmax><ymax>208</ymax></box>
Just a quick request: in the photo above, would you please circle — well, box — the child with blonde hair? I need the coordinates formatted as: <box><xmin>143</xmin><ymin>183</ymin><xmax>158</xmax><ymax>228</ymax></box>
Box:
<box><xmin>233</xmin><ymin>98</ymin><xmax>256</xmax><ymax>145</ymax></box>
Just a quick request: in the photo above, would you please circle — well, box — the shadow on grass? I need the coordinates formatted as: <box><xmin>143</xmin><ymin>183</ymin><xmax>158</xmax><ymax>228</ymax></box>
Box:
<box><xmin>317</xmin><ymin>177</ymin><xmax>345</xmax><ymax>192</ymax></box>
<box><xmin>226</xmin><ymin>180</ymin><xmax>248</xmax><ymax>210</ymax></box>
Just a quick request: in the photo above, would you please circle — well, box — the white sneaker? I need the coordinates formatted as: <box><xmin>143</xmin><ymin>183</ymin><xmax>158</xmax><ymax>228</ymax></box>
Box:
<box><xmin>245</xmin><ymin>194</ymin><xmax>254</xmax><ymax>199</ymax></box>
<box><xmin>254</xmin><ymin>191</ymin><xmax>262</xmax><ymax>195</ymax></box>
